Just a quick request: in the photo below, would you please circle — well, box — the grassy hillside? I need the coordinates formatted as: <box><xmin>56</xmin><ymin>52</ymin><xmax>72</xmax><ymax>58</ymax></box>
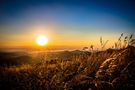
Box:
<box><xmin>0</xmin><ymin>46</ymin><xmax>135</xmax><ymax>90</ymax></box>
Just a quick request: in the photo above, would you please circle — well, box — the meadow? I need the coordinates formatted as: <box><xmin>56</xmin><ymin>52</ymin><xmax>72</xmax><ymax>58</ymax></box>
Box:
<box><xmin>0</xmin><ymin>34</ymin><xmax>135</xmax><ymax>90</ymax></box>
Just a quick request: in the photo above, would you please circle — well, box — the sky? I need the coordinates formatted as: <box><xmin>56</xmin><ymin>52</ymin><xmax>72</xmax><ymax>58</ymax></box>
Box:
<box><xmin>0</xmin><ymin>0</ymin><xmax>135</xmax><ymax>49</ymax></box>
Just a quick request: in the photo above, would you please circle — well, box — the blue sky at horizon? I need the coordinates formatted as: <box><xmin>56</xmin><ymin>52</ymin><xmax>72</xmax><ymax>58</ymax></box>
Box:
<box><xmin>0</xmin><ymin>0</ymin><xmax>135</xmax><ymax>48</ymax></box>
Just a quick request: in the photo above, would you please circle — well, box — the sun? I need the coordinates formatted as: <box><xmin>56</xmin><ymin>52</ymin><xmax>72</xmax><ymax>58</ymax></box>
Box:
<box><xmin>36</xmin><ymin>35</ymin><xmax>48</xmax><ymax>46</ymax></box>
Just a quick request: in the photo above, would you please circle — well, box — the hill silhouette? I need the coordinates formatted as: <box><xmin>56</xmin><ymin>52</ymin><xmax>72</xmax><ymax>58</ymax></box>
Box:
<box><xmin>0</xmin><ymin>46</ymin><xmax>135</xmax><ymax>90</ymax></box>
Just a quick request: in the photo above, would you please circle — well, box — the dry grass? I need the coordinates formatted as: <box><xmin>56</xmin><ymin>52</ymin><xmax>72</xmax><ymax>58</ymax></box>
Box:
<box><xmin>0</xmin><ymin>49</ymin><xmax>115</xmax><ymax>90</ymax></box>
<box><xmin>0</xmin><ymin>34</ymin><xmax>135</xmax><ymax>90</ymax></box>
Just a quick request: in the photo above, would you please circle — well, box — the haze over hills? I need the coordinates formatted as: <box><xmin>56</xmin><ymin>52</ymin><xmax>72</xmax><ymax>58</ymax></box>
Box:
<box><xmin>0</xmin><ymin>0</ymin><xmax>135</xmax><ymax>90</ymax></box>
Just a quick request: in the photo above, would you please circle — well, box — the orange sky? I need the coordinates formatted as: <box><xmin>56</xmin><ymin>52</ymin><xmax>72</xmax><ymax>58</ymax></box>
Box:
<box><xmin>0</xmin><ymin>25</ymin><xmax>129</xmax><ymax>50</ymax></box>
<box><xmin>0</xmin><ymin>0</ymin><xmax>135</xmax><ymax>50</ymax></box>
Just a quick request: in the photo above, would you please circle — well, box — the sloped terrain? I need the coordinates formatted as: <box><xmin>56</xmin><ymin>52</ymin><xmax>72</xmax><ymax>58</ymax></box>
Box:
<box><xmin>95</xmin><ymin>46</ymin><xmax>135</xmax><ymax>90</ymax></box>
<box><xmin>0</xmin><ymin>46</ymin><xmax>135</xmax><ymax>90</ymax></box>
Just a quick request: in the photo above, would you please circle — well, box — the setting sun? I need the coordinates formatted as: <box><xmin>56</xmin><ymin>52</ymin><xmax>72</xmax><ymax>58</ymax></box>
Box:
<box><xmin>36</xmin><ymin>35</ymin><xmax>48</xmax><ymax>46</ymax></box>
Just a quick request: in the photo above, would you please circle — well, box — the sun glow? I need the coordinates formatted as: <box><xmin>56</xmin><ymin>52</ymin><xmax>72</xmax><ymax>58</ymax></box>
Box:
<box><xmin>36</xmin><ymin>35</ymin><xmax>48</xmax><ymax>46</ymax></box>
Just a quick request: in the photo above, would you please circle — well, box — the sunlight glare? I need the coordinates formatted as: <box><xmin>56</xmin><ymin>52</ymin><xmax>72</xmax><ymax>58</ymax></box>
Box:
<box><xmin>36</xmin><ymin>35</ymin><xmax>48</xmax><ymax>46</ymax></box>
